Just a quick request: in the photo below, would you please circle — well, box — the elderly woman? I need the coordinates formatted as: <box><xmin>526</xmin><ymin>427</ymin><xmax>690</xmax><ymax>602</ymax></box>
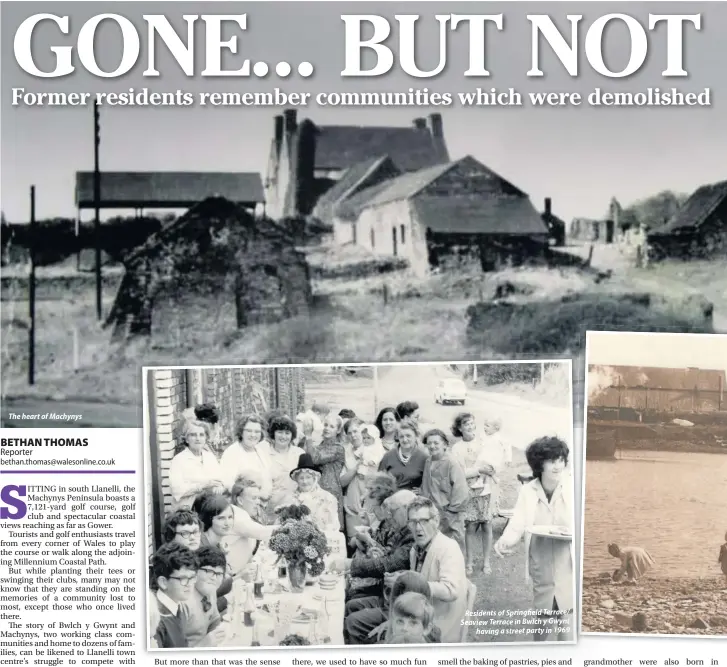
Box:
<box><xmin>451</xmin><ymin>412</ymin><xmax>511</xmax><ymax>575</ymax></box>
<box><xmin>303</xmin><ymin>412</ymin><xmax>346</xmax><ymax>528</ymax></box>
<box><xmin>342</xmin><ymin>419</ymin><xmax>387</xmax><ymax>535</ymax></box>
<box><xmin>494</xmin><ymin>436</ymin><xmax>574</xmax><ymax>642</ymax></box>
<box><xmin>192</xmin><ymin>403</ymin><xmax>229</xmax><ymax>453</ymax></box>
<box><xmin>168</xmin><ymin>419</ymin><xmax>226</xmax><ymax>511</ymax></box>
<box><xmin>265</xmin><ymin>414</ymin><xmax>304</xmax><ymax>521</ymax></box>
<box><xmin>359</xmin><ymin>471</ymin><xmax>399</xmax><ymax>535</ymax></box>
<box><xmin>224</xmin><ymin>478</ymin><xmax>276</xmax><ymax>576</ymax></box>
<box><xmin>375</xmin><ymin>407</ymin><xmax>400</xmax><ymax>452</ymax></box>
<box><xmin>378</xmin><ymin>418</ymin><xmax>429</xmax><ymax>492</ymax></box>
<box><xmin>608</xmin><ymin>543</ymin><xmax>655</xmax><ymax>583</ymax></box>
<box><xmin>192</xmin><ymin>491</ymin><xmax>235</xmax><ymax>550</ymax></box>
<box><xmin>333</xmin><ymin>489</ymin><xmax>417</xmax><ymax>582</ymax></box>
<box><xmin>287</xmin><ymin>453</ymin><xmax>341</xmax><ymax>531</ymax></box>
<box><xmin>219</xmin><ymin>415</ymin><xmax>272</xmax><ymax>498</ymax></box>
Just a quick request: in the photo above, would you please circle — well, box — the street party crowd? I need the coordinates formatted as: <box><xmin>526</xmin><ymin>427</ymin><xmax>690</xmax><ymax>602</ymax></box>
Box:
<box><xmin>148</xmin><ymin>397</ymin><xmax>575</xmax><ymax>648</ymax></box>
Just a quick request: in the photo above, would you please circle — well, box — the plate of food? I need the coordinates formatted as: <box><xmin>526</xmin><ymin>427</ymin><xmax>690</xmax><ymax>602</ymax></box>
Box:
<box><xmin>527</xmin><ymin>525</ymin><xmax>573</xmax><ymax>541</ymax></box>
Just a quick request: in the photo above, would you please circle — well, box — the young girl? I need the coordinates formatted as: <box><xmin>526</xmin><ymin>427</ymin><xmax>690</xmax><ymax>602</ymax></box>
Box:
<box><xmin>451</xmin><ymin>414</ymin><xmax>511</xmax><ymax>575</ymax></box>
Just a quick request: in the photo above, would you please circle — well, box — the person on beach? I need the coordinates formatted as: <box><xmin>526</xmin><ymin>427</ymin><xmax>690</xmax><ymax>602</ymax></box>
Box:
<box><xmin>608</xmin><ymin>543</ymin><xmax>655</xmax><ymax>583</ymax></box>
<box><xmin>717</xmin><ymin>532</ymin><xmax>727</xmax><ymax>584</ymax></box>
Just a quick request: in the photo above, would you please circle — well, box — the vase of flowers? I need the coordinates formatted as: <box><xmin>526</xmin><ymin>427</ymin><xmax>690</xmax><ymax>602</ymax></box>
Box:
<box><xmin>269</xmin><ymin>508</ymin><xmax>330</xmax><ymax>594</ymax></box>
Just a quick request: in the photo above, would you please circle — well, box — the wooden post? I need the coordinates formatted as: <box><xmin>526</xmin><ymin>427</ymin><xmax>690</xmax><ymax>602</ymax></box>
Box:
<box><xmin>28</xmin><ymin>185</ymin><xmax>36</xmax><ymax>385</ymax></box>
<box><xmin>93</xmin><ymin>101</ymin><xmax>102</xmax><ymax>320</ymax></box>
<box><xmin>472</xmin><ymin>364</ymin><xmax>478</xmax><ymax>384</ymax></box>
<box><xmin>373</xmin><ymin>365</ymin><xmax>379</xmax><ymax>415</ymax></box>
<box><xmin>73</xmin><ymin>327</ymin><xmax>79</xmax><ymax>370</ymax></box>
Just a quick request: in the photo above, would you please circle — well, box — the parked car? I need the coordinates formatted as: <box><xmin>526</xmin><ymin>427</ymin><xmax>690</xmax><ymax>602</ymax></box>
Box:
<box><xmin>434</xmin><ymin>378</ymin><xmax>467</xmax><ymax>405</ymax></box>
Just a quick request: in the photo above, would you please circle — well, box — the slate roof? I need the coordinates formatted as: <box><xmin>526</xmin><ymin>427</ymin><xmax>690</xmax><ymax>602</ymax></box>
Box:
<box><xmin>312</xmin><ymin>156</ymin><xmax>399</xmax><ymax>223</ymax></box>
<box><xmin>313</xmin><ymin>126</ymin><xmax>445</xmax><ymax>172</ymax></box>
<box><xmin>649</xmin><ymin>180</ymin><xmax>727</xmax><ymax>236</ymax></box>
<box><xmin>75</xmin><ymin>172</ymin><xmax>264</xmax><ymax>208</ymax></box>
<box><xmin>412</xmin><ymin>196</ymin><xmax>549</xmax><ymax>236</ymax></box>
<box><xmin>590</xmin><ymin>365</ymin><xmax>726</xmax><ymax>391</ymax></box>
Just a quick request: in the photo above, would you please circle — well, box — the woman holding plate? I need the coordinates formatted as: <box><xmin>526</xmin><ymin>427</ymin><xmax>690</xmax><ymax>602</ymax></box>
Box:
<box><xmin>494</xmin><ymin>436</ymin><xmax>574</xmax><ymax>642</ymax></box>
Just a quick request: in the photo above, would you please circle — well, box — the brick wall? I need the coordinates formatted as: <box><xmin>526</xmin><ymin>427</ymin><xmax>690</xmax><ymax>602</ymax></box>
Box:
<box><xmin>147</xmin><ymin>368</ymin><xmax>187</xmax><ymax>558</ymax></box>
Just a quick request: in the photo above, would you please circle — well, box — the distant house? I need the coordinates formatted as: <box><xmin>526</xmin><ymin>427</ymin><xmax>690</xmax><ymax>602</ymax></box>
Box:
<box><xmin>75</xmin><ymin>171</ymin><xmax>264</xmax><ymax>216</ymax></box>
<box><xmin>569</xmin><ymin>197</ymin><xmax>624</xmax><ymax>244</ymax></box>
<box><xmin>265</xmin><ymin>110</ymin><xmax>447</xmax><ymax>220</ymax></box>
<box><xmin>589</xmin><ymin>364</ymin><xmax>726</xmax><ymax>414</ymax></box>
<box><xmin>648</xmin><ymin>180</ymin><xmax>727</xmax><ymax>259</ymax></box>
<box><xmin>105</xmin><ymin>196</ymin><xmax>311</xmax><ymax>340</ymax></box>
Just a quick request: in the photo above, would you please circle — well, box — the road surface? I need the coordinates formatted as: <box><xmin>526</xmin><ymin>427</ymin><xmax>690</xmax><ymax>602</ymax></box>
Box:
<box><xmin>308</xmin><ymin>363</ymin><xmax>574</xmax><ymax>452</ymax></box>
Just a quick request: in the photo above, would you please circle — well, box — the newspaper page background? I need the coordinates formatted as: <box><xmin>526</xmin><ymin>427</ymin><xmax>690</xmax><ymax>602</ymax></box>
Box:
<box><xmin>2</xmin><ymin>426</ymin><xmax>724</xmax><ymax>665</ymax></box>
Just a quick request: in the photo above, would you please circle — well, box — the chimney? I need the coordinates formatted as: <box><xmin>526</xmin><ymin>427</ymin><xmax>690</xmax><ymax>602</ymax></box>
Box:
<box><xmin>273</xmin><ymin>114</ymin><xmax>284</xmax><ymax>154</ymax></box>
<box><xmin>426</xmin><ymin>113</ymin><xmax>443</xmax><ymax>139</ymax></box>
<box><xmin>283</xmin><ymin>108</ymin><xmax>297</xmax><ymax>136</ymax></box>
<box><xmin>426</xmin><ymin>113</ymin><xmax>449</xmax><ymax>162</ymax></box>
<box><xmin>412</xmin><ymin>117</ymin><xmax>426</xmax><ymax>130</ymax></box>
<box><xmin>545</xmin><ymin>197</ymin><xmax>552</xmax><ymax>216</ymax></box>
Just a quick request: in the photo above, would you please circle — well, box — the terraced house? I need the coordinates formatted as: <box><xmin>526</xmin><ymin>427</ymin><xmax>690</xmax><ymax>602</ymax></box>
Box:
<box><xmin>265</xmin><ymin>109</ymin><xmax>550</xmax><ymax>276</ymax></box>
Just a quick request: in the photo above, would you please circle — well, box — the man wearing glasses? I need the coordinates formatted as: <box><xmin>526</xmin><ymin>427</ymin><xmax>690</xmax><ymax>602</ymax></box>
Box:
<box><xmin>407</xmin><ymin>497</ymin><xmax>467</xmax><ymax>643</ymax></box>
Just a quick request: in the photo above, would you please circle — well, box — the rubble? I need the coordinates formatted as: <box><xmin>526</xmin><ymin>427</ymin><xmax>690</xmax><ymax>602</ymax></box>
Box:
<box><xmin>582</xmin><ymin>575</ymin><xmax>727</xmax><ymax>635</ymax></box>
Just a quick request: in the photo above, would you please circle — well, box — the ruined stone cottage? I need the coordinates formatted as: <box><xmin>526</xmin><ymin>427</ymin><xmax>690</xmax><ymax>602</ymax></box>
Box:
<box><xmin>264</xmin><ymin>109</ymin><xmax>552</xmax><ymax>276</ymax></box>
<box><xmin>105</xmin><ymin>196</ymin><xmax>312</xmax><ymax>340</ymax></box>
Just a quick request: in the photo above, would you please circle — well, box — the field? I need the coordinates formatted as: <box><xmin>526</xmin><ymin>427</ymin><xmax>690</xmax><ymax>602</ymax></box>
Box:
<box><xmin>1</xmin><ymin>255</ymin><xmax>723</xmax><ymax>419</ymax></box>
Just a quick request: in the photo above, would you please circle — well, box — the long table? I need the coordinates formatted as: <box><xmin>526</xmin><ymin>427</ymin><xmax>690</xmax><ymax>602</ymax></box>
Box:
<box><xmin>222</xmin><ymin>531</ymin><xmax>347</xmax><ymax>647</ymax></box>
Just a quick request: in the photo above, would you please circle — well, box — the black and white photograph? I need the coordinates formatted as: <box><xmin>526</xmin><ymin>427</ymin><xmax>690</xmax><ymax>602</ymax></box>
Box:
<box><xmin>2</xmin><ymin>2</ymin><xmax>726</xmax><ymax>428</ymax></box>
<box><xmin>580</xmin><ymin>331</ymin><xmax>727</xmax><ymax>636</ymax></box>
<box><xmin>143</xmin><ymin>361</ymin><xmax>576</xmax><ymax>647</ymax></box>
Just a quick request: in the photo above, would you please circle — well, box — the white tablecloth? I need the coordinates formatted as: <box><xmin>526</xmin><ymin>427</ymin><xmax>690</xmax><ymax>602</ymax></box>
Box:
<box><xmin>222</xmin><ymin>531</ymin><xmax>347</xmax><ymax>647</ymax></box>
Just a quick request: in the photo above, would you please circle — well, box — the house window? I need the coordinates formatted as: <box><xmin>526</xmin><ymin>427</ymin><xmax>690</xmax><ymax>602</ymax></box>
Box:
<box><xmin>400</xmin><ymin>224</ymin><xmax>406</xmax><ymax>244</ymax></box>
<box><xmin>352</xmin><ymin>223</ymin><xmax>357</xmax><ymax>244</ymax></box>
<box><xmin>370</xmin><ymin>229</ymin><xmax>375</xmax><ymax>249</ymax></box>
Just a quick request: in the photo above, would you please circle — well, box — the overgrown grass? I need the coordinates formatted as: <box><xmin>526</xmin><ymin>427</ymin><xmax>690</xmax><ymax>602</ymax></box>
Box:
<box><xmin>1</xmin><ymin>260</ymin><xmax>720</xmax><ymax>404</ymax></box>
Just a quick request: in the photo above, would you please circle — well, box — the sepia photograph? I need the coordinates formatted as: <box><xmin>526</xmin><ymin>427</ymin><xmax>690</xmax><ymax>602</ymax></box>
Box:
<box><xmin>2</xmin><ymin>2</ymin><xmax>726</xmax><ymax>428</ymax></box>
<box><xmin>142</xmin><ymin>361</ymin><xmax>576</xmax><ymax>647</ymax></box>
<box><xmin>580</xmin><ymin>331</ymin><xmax>727</xmax><ymax>637</ymax></box>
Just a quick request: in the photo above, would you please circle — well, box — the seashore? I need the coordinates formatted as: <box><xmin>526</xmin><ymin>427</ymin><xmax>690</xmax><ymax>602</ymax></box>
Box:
<box><xmin>581</xmin><ymin>575</ymin><xmax>727</xmax><ymax>635</ymax></box>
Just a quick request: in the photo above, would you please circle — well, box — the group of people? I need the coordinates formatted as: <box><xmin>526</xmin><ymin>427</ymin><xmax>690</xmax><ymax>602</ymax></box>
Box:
<box><xmin>148</xmin><ymin>396</ymin><xmax>575</xmax><ymax>648</ymax></box>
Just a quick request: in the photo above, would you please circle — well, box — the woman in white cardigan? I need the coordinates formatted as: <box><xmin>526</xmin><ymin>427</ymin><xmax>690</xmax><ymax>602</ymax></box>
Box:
<box><xmin>494</xmin><ymin>436</ymin><xmax>574</xmax><ymax>642</ymax></box>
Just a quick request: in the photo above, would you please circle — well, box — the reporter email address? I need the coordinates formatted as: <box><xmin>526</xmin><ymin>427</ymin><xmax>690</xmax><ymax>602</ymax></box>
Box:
<box><xmin>1</xmin><ymin>457</ymin><xmax>116</xmax><ymax>466</ymax></box>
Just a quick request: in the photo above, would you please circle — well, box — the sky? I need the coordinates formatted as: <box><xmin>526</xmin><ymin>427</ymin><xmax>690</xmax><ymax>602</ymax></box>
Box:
<box><xmin>587</xmin><ymin>331</ymin><xmax>727</xmax><ymax>373</ymax></box>
<box><xmin>2</xmin><ymin>1</ymin><xmax>726</xmax><ymax>221</ymax></box>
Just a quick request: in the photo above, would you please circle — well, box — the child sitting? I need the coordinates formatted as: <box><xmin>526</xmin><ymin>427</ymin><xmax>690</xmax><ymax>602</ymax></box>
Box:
<box><xmin>149</xmin><ymin>542</ymin><xmax>198</xmax><ymax>648</ymax></box>
<box><xmin>384</xmin><ymin>592</ymin><xmax>435</xmax><ymax>644</ymax></box>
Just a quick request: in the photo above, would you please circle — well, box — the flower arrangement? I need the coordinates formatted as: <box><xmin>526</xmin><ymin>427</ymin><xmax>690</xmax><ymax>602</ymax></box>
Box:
<box><xmin>269</xmin><ymin>514</ymin><xmax>330</xmax><ymax>578</ymax></box>
<box><xmin>279</xmin><ymin>634</ymin><xmax>310</xmax><ymax>646</ymax></box>
<box><xmin>275</xmin><ymin>504</ymin><xmax>312</xmax><ymax>523</ymax></box>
